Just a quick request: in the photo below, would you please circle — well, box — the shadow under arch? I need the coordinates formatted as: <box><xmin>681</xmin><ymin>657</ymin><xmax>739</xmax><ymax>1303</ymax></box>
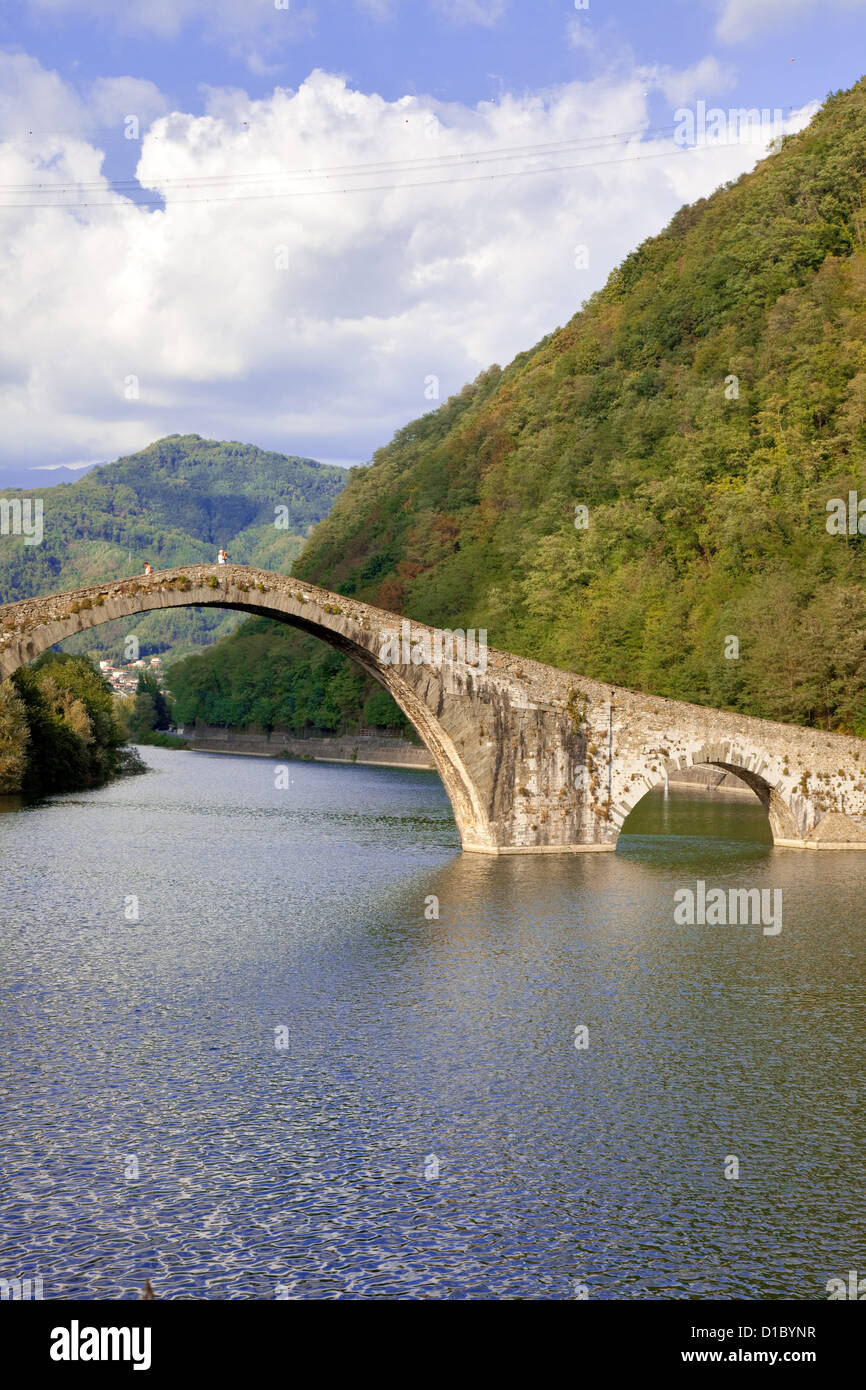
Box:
<box><xmin>615</xmin><ymin>744</ymin><xmax>802</xmax><ymax>846</ymax></box>
<box><xmin>0</xmin><ymin>565</ymin><xmax>495</xmax><ymax>852</ymax></box>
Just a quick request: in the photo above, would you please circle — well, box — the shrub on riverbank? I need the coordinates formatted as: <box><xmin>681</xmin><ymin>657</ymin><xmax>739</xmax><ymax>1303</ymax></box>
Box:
<box><xmin>115</xmin><ymin>746</ymin><xmax>150</xmax><ymax>775</ymax></box>
<box><xmin>0</xmin><ymin>681</ymin><xmax>30</xmax><ymax>793</ymax></box>
<box><xmin>1</xmin><ymin>653</ymin><xmax>133</xmax><ymax>795</ymax></box>
<box><xmin>130</xmin><ymin>730</ymin><xmax>189</xmax><ymax>749</ymax></box>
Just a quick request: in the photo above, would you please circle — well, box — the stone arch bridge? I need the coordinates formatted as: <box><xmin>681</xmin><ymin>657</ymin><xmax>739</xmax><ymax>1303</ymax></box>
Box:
<box><xmin>2</xmin><ymin>564</ymin><xmax>866</xmax><ymax>853</ymax></box>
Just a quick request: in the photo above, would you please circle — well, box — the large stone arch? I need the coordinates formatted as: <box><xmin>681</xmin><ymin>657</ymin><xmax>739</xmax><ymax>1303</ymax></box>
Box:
<box><xmin>0</xmin><ymin>565</ymin><xmax>496</xmax><ymax>852</ymax></box>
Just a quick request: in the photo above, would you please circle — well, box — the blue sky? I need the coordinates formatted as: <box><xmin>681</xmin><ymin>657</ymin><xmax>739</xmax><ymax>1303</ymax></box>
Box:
<box><xmin>1</xmin><ymin>0</ymin><xmax>865</xmax><ymax>483</ymax></box>
<box><xmin>9</xmin><ymin>1</ymin><xmax>865</xmax><ymax>120</ymax></box>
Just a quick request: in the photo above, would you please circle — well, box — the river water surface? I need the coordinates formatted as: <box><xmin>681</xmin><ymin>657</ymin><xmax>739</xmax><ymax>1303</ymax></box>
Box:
<box><xmin>1</xmin><ymin>747</ymin><xmax>864</xmax><ymax>1299</ymax></box>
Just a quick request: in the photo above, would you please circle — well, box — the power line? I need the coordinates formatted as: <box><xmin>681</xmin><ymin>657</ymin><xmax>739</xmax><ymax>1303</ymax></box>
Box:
<box><xmin>0</xmin><ymin>124</ymin><xmax>667</xmax><ymax>193</ymax></box>
<box><xmin>0</xmin><ymin>110</ymin><xmax>797</xmax><ymax>199</ymax></box>
<box><xmin>0</xmin><ymin>101</ymin><xmax>801</xmax><ymax>149</ymax></box>
<box><xmin>0</xmin><ymin>137</ymin><xmax>774</xmax><ymax>211</ymax></box>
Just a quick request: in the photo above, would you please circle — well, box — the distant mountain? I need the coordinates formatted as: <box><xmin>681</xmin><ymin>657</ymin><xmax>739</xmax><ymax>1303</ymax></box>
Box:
<box><xmin>174</xmin><ymin>75</ymin><xmax>866</xmax><ymax>739</ymax></box>
<box><xmin>0</xmin><ymin>435</ymin><xmax>347</xmax><ymax>666</ymax></box>
<box><xmin>0</xmin><ymin>464</ymin><xmax>103</xmax><ymax>490</ymax></box>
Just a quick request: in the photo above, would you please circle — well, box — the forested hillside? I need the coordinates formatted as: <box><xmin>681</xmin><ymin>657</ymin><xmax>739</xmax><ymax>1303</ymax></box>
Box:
<box><xmin>177</xmin><ymin>77</ymin><xmax>866</xmax><ymax>738</ymax></box>
<box><xmin>169</xmin><ymin>617</ymin><xmax>406</xmax><ymax>735</ymax></box>
<box><xmin>0</xmin><ymin>435</ymin><xmax>346</xmax><ymax>666</ymax></box>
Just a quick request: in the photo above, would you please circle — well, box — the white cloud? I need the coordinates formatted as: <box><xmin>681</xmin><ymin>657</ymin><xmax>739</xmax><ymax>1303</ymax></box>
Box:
<box><xmin>0</xmin><ymin>56</ymin><xmax>822</xmax><ymax>472</ymax></box>
<box><xmin>355</xmin><ymin>0</ymin><xmax>397</xmax><ymax>18</ymax></box>
<box><xmin>0</xmin><ymin>51</ymin><xmax>85</xmax><ymax>138</ymax></box>
<box><xmin>25</xmin><ymin>1</ymin><xmax>317</xmax><ymax>70</ymax></box>
<box><xmin>33</xmin><ymin>460</ymin><xmax>97</xmax><ymax>471</ymax></box>
<box><xmin>27</xmin><ymin>0</ymin><xmax>251</xmax><ymax>40</ymax></box>
<box><xmin>656</xmin><ymin>56</ymin><xmax>737</xmax><ymax>108</ymax></box>
<box><xmin>28</xmin><ymin>0</ymin><xmax>510</xmax><ymax>36</ymax></box>
<box><xmin>715</xmin><ymin>0</ymin><xmax>866</xmax><ymax>43</ymax></box>
<box><xmin>566</xmin><ymin>18</ymin><xmax>596</xmax><ymax>53</ymax></box>
<box><xmin>0</xmin><ymin>54</ymin><xmax>166</xmax><ymax>142</ymax></box>
<box><xmin>432</xmin><ymin>0</ymin><xmax>508</xmax><ymax>24</ymax></box>
<box><xmin>89</xmin><ymin>78</ymin><xmax>168</xmax><ymax>127</ymax></box>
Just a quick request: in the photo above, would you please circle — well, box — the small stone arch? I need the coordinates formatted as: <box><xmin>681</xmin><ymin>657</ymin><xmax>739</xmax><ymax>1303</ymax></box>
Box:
<box><xmin>613</xmin><ymin>740</ymin><xmax>805</xmax><ymax>844</ymax></box>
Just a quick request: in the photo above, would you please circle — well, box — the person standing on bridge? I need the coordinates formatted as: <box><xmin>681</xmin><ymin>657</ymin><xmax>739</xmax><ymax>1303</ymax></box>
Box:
<box><xmin>143</xmin><ymin>561</ymin><xmax>153</xmax><ymax>576</ymax></box>
<box><xmin>217</xmin><ymin>549</ymin><xmax>228</xmax><ymax>565</ymax></box>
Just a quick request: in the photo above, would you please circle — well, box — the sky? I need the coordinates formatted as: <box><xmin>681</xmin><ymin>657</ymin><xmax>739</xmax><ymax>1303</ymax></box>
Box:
<box><xmin>1</xmin><ymin>0</ymin><xmax>865</xmax><ymax>484</ymax></box>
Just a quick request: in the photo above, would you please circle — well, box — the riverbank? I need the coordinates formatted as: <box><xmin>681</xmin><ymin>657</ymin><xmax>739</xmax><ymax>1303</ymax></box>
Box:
<box><xmin>666</xmin><ymin>766</ymin><xmax>754</xmax><ymax>795</ymax></box>
<box><xmin>180</xmin><ymin>725</ymin><xmax>435</xmax><ymax>770</ymax></box>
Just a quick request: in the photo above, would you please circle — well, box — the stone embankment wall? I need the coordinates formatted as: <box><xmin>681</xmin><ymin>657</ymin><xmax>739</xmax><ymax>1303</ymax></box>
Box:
<box><xmin>182</xmin><ymin>725</ymin><xmax>435</xmax><ymax>770</ymax></box>
<box><xmin>667</xmin><ymin>766</ymin><xmax>752</xmax><ymax>794</ymax></box>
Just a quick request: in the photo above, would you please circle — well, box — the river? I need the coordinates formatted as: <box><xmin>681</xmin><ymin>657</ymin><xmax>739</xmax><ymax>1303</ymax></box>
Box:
<box><xmin>1</xmin><ymin>747</ymin><xmax>863</xmax><ymax>1299</ymax></box>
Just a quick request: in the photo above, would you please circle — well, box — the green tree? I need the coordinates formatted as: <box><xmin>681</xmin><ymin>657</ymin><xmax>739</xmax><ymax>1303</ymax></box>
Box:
<box><xmin>8</xmin><ymin>653</ymin><xmax>128</xmax><ymax>794</ymax></box>
<box><xmin>0</xmin><ymin>681</ymin><xmax>30</xmax><ymax>793</ymax></box>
